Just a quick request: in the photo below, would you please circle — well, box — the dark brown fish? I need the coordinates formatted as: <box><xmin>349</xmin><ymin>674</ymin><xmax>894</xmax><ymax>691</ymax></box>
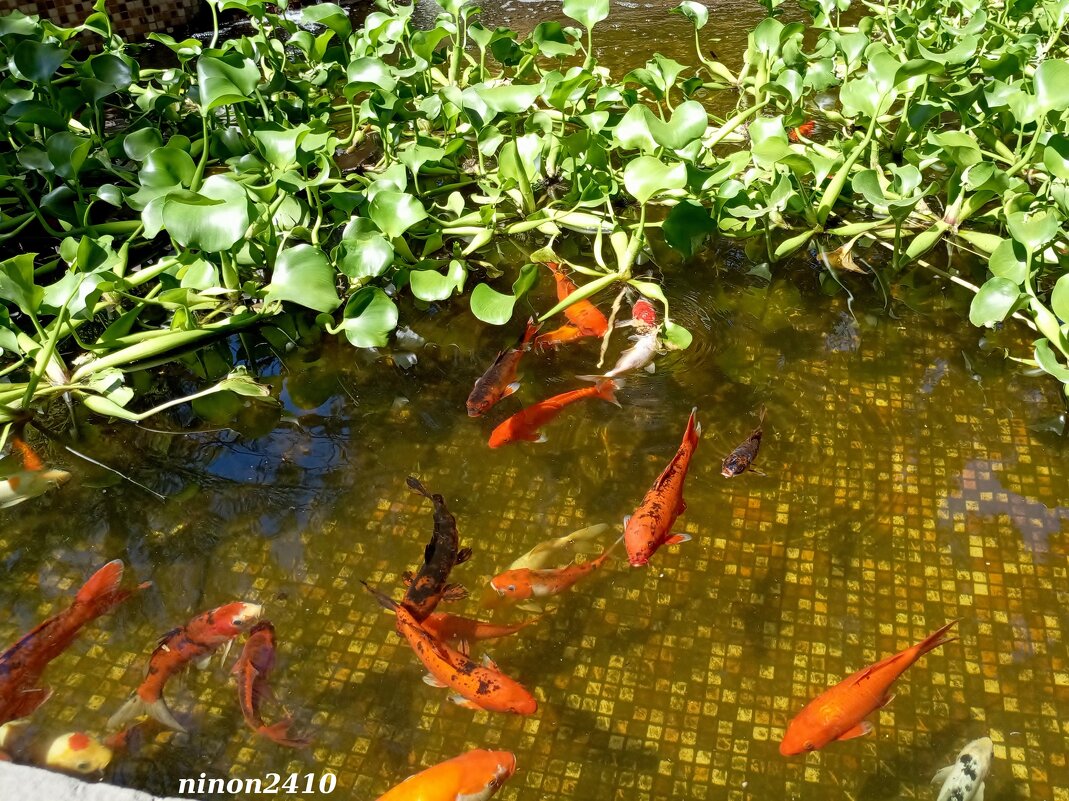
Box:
<box><xmin>466</xmin><ymin>319</ymin><xmax>540</xmax><ymax>417</ymax></box>
<box><xmin>233</xmin><ymin>621</ymin><xmax>308</xmax><ymax>748</ymax></box>
<box><xmin>721</xmin><ymin>407</ymin><xmax>766</xmax><ymax>477</ymax></box>
<box><xmin>402</xmin><ymin>477</ymin><xmax>473</xmax><ymax>621</ymax></box>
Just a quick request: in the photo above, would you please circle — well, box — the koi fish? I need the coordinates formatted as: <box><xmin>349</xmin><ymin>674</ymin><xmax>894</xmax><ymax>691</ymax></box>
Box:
<box><xmin>932</xmin><ymin>736</ymin><xmax>993</xmax><ymax>801</ymax></box>
<box><xmin>546</xmin><ymin>262</ymin><xmax>609</xmax><ymax>337</ymax></box>
<box><xmin>504</xmin><ymin>523</ymin><xmax>610</xmax><ymax>572</ymax></box>
<box><xmin>233</xmin><ymin>621</ymin><xmax>308</xmax><ymax>748</ymax></box>
<box><xmin>533</xmin><ymin>323</ymin><xmax>587</xmax><ymax>350</ymax></box>
<box><xmin>45</xmin><ymin>731</ymin><xmax>113</xmax><ymax>774</ymax></box>
<box><xmin>779</xmin><ymin>620</ymin><xmax>960</xmax><ymax>755</ymax></box>
<box><xmin>0</xmin><ymin>435</ymin><xmax>71</xmax><ymax>509</ymax></box>
<box><xmin>402</xmin><ymin>477</ymin><xmax>472</xmax><ymax>621</ymax></box>
<box><xmin>721</xmin><ymin>407</ymin><xmax>766</xmax><ymax>477</ymax></box>
<box><xmin>490</xmin><ymin>536</ymin><xmax>621</xmax><ymax>601</ymax></box>
<box><xmin>466</xmin><ymin>319</ymin><xmax>540</xmax><ymax>417</ymax></box>
<box><xmin>628</xmin><ymin>298</ymin><xmax>658</xmax><ymax>331</ymax></box>
<box><xmin>420</xmin><ymin>612</ymin><xmax>538</xmax><ymax>648</ymax></box>
<box><xmin>578</xmin><ymin>327</ymin><xmax>661</xmax><ymax>381</ymax></box>
<box><xmin>789</xmin><ymin>120</ymin><xmax>816</xmax><ymax>142</ymax></box>
<box><xmin>488</xmin><ymin>379</ymin><xmax>618</xmax><ymax>448</ymax></box>
<box><xmin>0</xmin><ymin>560</ymin><xmax>146</xmax><ymax>726</ymax></box>
<box><xmin>375</xmin><ymin>749</ymin><xmax>516</xmax><ymax>801</ymax></box>
<box><xmin>624</xmin><ymin>408</ymin><xmax>701</xmax><ymax>566</ymax></box>
<box><xmin>108</xmin><ymin>601</ymin><xmax>263</xmax><ymax>733</ymax></box>
<box><xmin>363</xmin><ymin>583</ymin><xmax>537</xmax><ymax>715</ymax></box>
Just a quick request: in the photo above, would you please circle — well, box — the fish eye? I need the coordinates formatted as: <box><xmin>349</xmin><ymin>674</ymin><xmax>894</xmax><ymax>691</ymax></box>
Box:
<box><xmin>507</xmin><ymin>584</ymin><xmax>516</xmax><ymax>592</ymax></box>
<box><xmin>803</xmin><ymin>742</ymin><xmax>815</xmax><ymax>752</ymax></box>
<box><xmin>232</xmin><ymin>618</ymin><xmax>244</xmax><ymax>627</ymax></box>
<box><xmin>77</xmin><ymin>761</ymin><xmax>91</xmax><ymax>772</ymax></box>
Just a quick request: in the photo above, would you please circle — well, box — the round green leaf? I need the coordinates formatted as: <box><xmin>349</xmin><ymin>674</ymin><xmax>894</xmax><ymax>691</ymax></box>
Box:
<box><xmin>267</xmin><ymin>244</ymin><xmax>341</xmax><ymax>313</ymax></box>
<box><xmin>1035</xmin><ymin>59</ymin><xmax>1069</xmax><ymax>112</ymax></box>
<box><xmin>339</xmin><ymin>224</ymin><xmax>394</xmax><ymax>281</ymax></box>
<box><xmin>410</xmin><ymin>260</ymin><xmax>467</xmax><ymax>302</ymax></box>
<box><xmin>663</xmin><ymin>319</ymin><xmax>693</xmax><ymax>349</ymax></box>
<box><xmin>987</xmin><ymin>238</ymin><xmax>1028</xmax><ymax>284</ymax></box>
<box><xmin>123</xmin><ymin>128</ymin><xmax>163</xmax><ymax>161</ymax></box>
<box><xmin>302</xmin><ymin>2</ymin><xmax>352</xmax><ymax>38</ymax></box>
<box><xmin>969</xmin><ymin>276</ymin><xmax>1022</xmax><ymax>327</ymax></box>
<box><xmin>672</xmin><ymin>1</ymin><xmax>708</xmax><ymax>29</ymax></box>
<box><xmin>1044</xmin><ymin>135</ymin><xmax>1069</xmax><ymax>180</ymax></box>
<box><xmin>140</xmin><ymin>146</ymin><xmax>196</xmax><ymax>187</ymax></box>
<box><xmin>0</xmin><ymin>253</ymin><xmax>43</xmax><ymax>316</ymax></box>
<box><xmin>369</xmin><ymin>191</ymin><xmax>427</xmax><ymax>239</ymax></box>
<box><xmin>1006</xmin><ymin>209</ymin><xmax>1059</xmax><ymax>250</ymax></box>
<box><xmin>162</xmin><ymin>175</ymin><xmax>251</xmax><ymax>253</ymax></box>
<box><xmin>623</xmin><ymin>156</ymin><xmax>687</xmax><ymax>205</ymax></box>
<box><xmin>13</xmin><ymin>41</ymin><xmax>66</xmax><ymax>83</ymax></box>
<box><xmin>45</xmin><ymin>132</ymin><xmax>90</xmax><ymax>180</ymax></box>
<box><xmin>197</xmin><ymin>53</ymin><xmax>260</xmax><ymax>112</ymax></box>
<box><xmin>563</xmin><ymin>0</ymin><xmax>609</xmax><ymax>29</ymax></box>
<box><xmin>470</xmin><ymin>282</ymin><xmax>516</xmax><ymax>324</ymax></box>
<box><xmin>346</xmin><ymin>57</ymin><xmax>397</xmax><ymax>95</ymax></box>
<box><xmin>339</xmin><ymin>287</ymin><xmax>398</xmax><ymax>347</ymax></box>
<box><xmin>1051</xmin><ymin>274</ymin><xmax>1069</xmax><ymax>321</ymax></box>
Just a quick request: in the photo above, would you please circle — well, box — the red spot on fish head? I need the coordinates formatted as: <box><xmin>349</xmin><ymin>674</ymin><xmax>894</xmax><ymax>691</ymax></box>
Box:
<box><xmin>631</xmin><ymin>299</ymin><xmax>657</xmax><ymax>328</ymax></box>
<box><xmin>68</xmin><ymin>732</ymin><xmax>91</xmax><ymax>751</ymax></box>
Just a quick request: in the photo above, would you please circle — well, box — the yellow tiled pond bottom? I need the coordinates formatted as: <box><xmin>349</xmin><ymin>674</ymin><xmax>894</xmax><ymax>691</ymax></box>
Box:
<box><xmin>1</xmin><ymin>261</ymin><xmax>1067</xmax><ymax>801</ymax></box>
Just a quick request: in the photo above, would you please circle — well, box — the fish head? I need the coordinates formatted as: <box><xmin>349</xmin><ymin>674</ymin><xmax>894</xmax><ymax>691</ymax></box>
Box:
<box><xmin>631</xmin><ymin>299</ymin><xmax>658</xmax><ymax>329</ymax></box>
<box><xmin>466</xmin><ymin>399</ymin><xmax>487</xmax><ymax>417</ymax></box>
<box><xmin>46</xmin><ymin>732</ymin><xmax>113</xmax><ymax>774</ymax></box>
<box><xmin>454</xmin><ymin>750</ymin><xmax>517</xmax><ymax>800</ymax></box>
<box><xmin>211</xmin><ymin>601</ymin><xmax>263</xmax><ymax>637</ymax></box>
<box><xmin>778</xmin><ymin>720</ymin><xmax>821</xmax><ymax>756</ymax></box>
<box><xmin>487</xmin><ymin>427</ymin><xmax>511</xmax><ymax>449</ymax></box>
<box><xmin>488</xmin><ymin>572</ymin><xmax>530</xmax><ymax>600</ymax></box>
<box><xmin>720</xmin><ymin>457</ymin><xmax>741</xmax><ymax>478</ymax></box>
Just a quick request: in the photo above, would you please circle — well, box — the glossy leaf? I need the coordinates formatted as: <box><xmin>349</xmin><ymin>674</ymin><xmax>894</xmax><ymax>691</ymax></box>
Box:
<box><xmin>161</xmin><ymin>175</ymin><xmax>251</xmax><ymax>253</ymax></box>
<box><xmin>267</xmin><ymin>245</ymin><xmax>341</xmax><ymax>313</ymax></box>
<box><xmin>563</xmin><ymin>0</ymin><xmax>609</xmax><ymax>29</ymax></box>
<box><xmin>197</xmin><ymin>53</ymin><xmax>260</xmax><ymax>112</ymax></box>
<box><xmin>1035</xmin><ymin>59</ymin><xmax>1069</xmax><ymax>112</ymax></box>
<box><xmin>988</xmin><ymin>238</ymin><xmax>1029</xmax><ymax>284</ymax></box>
<box><xmin>469</xmin><ymin>282</ymin><xmax>517</xmax><ymax>324</ymax></box>
<box><xmin>1006</xmin><ymin>210</ymin><xmax>1059</xmax><ymax>250</ymax></box>
<box><xmin>410</xmin><ymin>260</ymin><xmax>467</xmax><ymax>301</ymax></box>
<box><xmin>623</xmin><ymin>156</ymin><xmax>687</xmax><ymax>205</ymax></box>
<box><xmin>969</xmin><ymin>277</ymin><xmax>1021</xmax><ymax>327</ymax></box>
<box><xmin>672</xmin><ymin>1</ymin><xmax>708</xmax><ymax>29</ymax></box>
<box><xmin>338</xmin><ymin>287</ymin><xmax>398</xmax><ymax>347</ymax></box>
<box><xmin>13</xmin><ymin>41</ymin><xmax>66</xmax><ymax>83</ymax></box>
<box><xmin>369</xmin><ymin>191</ymin><xmax>427</xmax><ymax>239</ymax></box>
<box><xmin>0</xmin><ymin>253</ymin><xmax>43</xmax><ymax>316</ymax></box>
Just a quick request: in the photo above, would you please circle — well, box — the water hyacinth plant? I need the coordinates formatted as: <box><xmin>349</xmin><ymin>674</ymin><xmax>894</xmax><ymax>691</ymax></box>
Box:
<box><xmin>0</xmin><ymin>0</ymin><xmax>1067</xmax><ymax>444</ymax></box>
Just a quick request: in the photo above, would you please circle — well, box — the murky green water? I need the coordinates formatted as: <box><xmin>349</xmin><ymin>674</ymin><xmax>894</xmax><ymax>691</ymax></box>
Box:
<box><xmin>3</xmin><ymin>3</ymin><xmax>1069</xmax><ymax>801</ymax></box>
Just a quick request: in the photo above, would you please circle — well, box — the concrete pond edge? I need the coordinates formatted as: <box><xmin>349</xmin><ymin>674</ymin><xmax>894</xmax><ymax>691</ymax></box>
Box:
<box><xmin>0</xmin><ymin>761</ymin><xmax>183</xmax><ymax>801</ymax></box>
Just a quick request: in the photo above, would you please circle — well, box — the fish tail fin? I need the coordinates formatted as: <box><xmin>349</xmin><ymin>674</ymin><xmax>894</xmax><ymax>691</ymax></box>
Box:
<box><xmin>684</xmin><ymin>407</ymin><xmax>701</xmax><ymax>445</ymax></box>
<box><xmin>11</xmin><ymin>434</ymin><xmax>44</xmax><ymax>472</ymax></box>
<box><xmin>405</xmin><ymin>476</ymin><xmax>430</xmax><ymax>498</ymax></box>
<box><xmin>107</xmin><ymin>692</ymin><xmax>186</xmax><ymax>733</ymax></box>
<box><xmin>360</xmin><ymin>581</ymin><xmax>398</xmax><ymax>612</ymax></box>
<box><xmin>916</xmin><ymin>619</ymin><xmax>960</xmax><ymax>657</ymax></box>
<box><xmin>75</xmin><ymin>559</ymin><xmax>124</xmax><ymax>606</ymax></box>
<box><xmin>575</xmin><ymin>374</ymin><xmax>606</xmax><ymax>383</ymax></box>
<box><xmin>595</xmin><ymin>379</ymin><xmax>619</xmax><ymax>407</ymax></box>
<box><xmin>259</xmin><ymin>719</ymin><xmax>310</xmax><ymax>749</ymax></box>
<box><xmin>757</xmin><ymin>404</ymin><xmax>767</xmax><ymax>424</ymax></box>
<box><xmin>520</xmin><ymin>317</ymin><xmax>541</xmax><ymax>348</ymax></box>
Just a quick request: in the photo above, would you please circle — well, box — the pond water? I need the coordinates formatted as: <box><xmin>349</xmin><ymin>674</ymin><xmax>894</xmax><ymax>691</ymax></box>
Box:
<box><xmin>3</xmin><ymin>2</ymin><xmax>1069</xmax><ymax>801</ymax></box>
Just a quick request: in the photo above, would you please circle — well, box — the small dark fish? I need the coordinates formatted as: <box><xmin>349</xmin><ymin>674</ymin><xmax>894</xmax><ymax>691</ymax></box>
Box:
<box><xmin>721</xmin><ymin>407</ymin><xmax>766</xmax><ymax>477</ymax></box>
<box><xmin>402</xmin><ymin>477</ymin><xmax>473</xmax><ymax>621</ymax></box>
<box><xmin>233</xmin><ymin>621</ymin><xmax>309</xmax><ymax>748</ymax></box>
<box><xmin>466</xmin><ymin>320</ymin><xmax>540</xmax><ymax>417</ymax></box>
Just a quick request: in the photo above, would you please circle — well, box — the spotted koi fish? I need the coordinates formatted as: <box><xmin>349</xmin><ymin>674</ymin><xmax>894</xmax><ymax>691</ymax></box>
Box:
<box><xmin>108</xmin><ymin>602</ymin><xmax>263</xmax><ymax>733</ymax></box>
<box><xmin>779</xmin><ymin>620</ymin><xmax>959</xmax><ymax>755</ymax></box>
<box><xmin>45</xmin><ymin>731</ymin><xmax>113</xmax><ymax>774</ymax></box>
<box><xmin>364</xmin><ymin>583</ymin><xmax>537</xmax><ymax>715</ymax></box>
<box><xmin>402</xmin><ymin>477</ymin><xmax>472</xmax><ymax>621</ymax></box>
<box><xmin>233</xmin><ymin>621</ymin><xmax>308</xmax><ymax>748</ymax></box>
<box><xmin>0</xmin><ymin>560</ymin><xmax>146</xmax><ymax>727</ymax></box>
<box><xmin>932</xmin><ymin>736</ymin><xmax>993</xmax><ymax>801</ymax></box>
<box><xmin>489</xmin><ymin>536</ymin><xmax>621</xmax><ymax>601</ymax></box>
<box><xmin>721</xmin><ymin>407</ymin><xmax>766</xmax><ymax>477</ymax></box>
<box><xmin>624</xmin><ymin>408</ymin><xmax>701</xmax><ymax>566</ymax></box>
<box><xmin>466</xmin><ymin>319</ymin><xmax>540</xmax><ymax>417</ymax></box>
<box><xmin>375</xmin><ymin>749</ymin><xmax>516</xmax><ymax>801</ymax></box>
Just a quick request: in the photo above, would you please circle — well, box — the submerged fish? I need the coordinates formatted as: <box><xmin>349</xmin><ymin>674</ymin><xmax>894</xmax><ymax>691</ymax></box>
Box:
<box><xmin>628</xmin><ymin>298</ymin><xmax>658</xmax><ymax>331</ymax></box>
<box><xmin>364</xmin><ymin>583</ymin><xmax>537</xmax><ymax>715</ymax></box>
<box><xmin>932</xmin><ymin>736</ymin><xmax>993</xmax><ymax>801</ymax></box>
<box><xmin>624</xmin><ymin>409</ymin><xmax>701</xmax><ymax>566</ymax></box>
<box><xmin>375</xmin><ymin>749</ymin><xmax>517</xmax><ymax>801</ymax></box>
<box><xmin>45</xmin><ymin>731</ymin><xmax>113</xmax><ymax>774</ymax></box>
<box><xmin>108</xmin><ymin>601</ymin><xmax>263</xmax><ymax>733</ymax></box>
<box><xmin>788</xmin><ymin>120</ymin><xmax>816</xmax><ymax>142</ymax></box>
<box><xmin>0</xmin><ymin>560</ymin><xmax>146</xmax><ymax>727</ymax></box>
<box><xmin>0</xmin><ymin>435</ymin><xmax>71</xmax><ymax>509</ymax></box>
<box><xmin>579</xmin><ymin>328</ymin><xmax>661</xmax><ymax>381</ymax></box>
<box><xmin>233</xmin><ymin>621</ymin><xmax>308</xmax><ymax>748</ymax></box>
<box><xmin>779</xmin><ymin>620</ymin><xmax>960</xmax><ymax>755</ymax></box>
<box><xmin>488</xmin><ymin>380</ymin><xmax>618</xmax><ymax>448</ymax></box>
<box><xmin>505</xmin><ymin>523</ymin><xmax>610</xmax><ymax>572</ymax></box>
<box><xmin>533</xmin><ymin>323</ymin><xmax>587</xmax><ymax>350</ymax></box>
<box><xmin>721</xmin><ymin>407</ymin><xmax>766</xmax><ymax>477</ymax></box>
<box><xmin>546</xmin><ymin>262</ymin><xmax>609</xmax><ymax>337</ymax></box>
<box><xmin>402</xmin><ymin>477</ymin><xmax>472</xmax><ymax>621</ymax></box>
<box><xmin>490</xmin><ymin>536</ymin><xmax>621</xmax><ymax>601</ymax></box>
<box><xmin>420</xmin><ymin>612</ymin><xmax>538</xmax><ymax>648</ymax></box>
<box><xmin>466</xmin><ymin>319</ymin><xmax>540</xmax><ymax>417</ymax></box>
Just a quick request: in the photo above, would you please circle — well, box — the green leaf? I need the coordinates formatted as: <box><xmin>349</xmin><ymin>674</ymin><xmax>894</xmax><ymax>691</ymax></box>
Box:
<box><xmin>563</xmin><ymin>0</ymin><xmax>609</xmax><ymax>29</ymax></box>
<box><xmin>478</xmin><ymin>83</ymin><xmax>543</xmax><ymax>114</ymax></box>
<box><xmin>470</xmin><ymin>282</ymin><xmax>517</xmax><ymax>324</ymax></box>
<box><xmin>1051</xmin><ymin>274</ymin><xmax>1069</xmax><ymax>321</ymax></box>
<box><xmin>45</xmin><ymin>132</ymin><xmax>90</xmax><ymax>179</ymax></box>
<box><xmin>969</xmin><ymin>276</ymin><xmax>1021</xmax><ymax>327</ymax></box>
<box><xmin>1043</xmin><ymin>135</ymin><xmax>1069</xmax><ymax>180</ymax></box>
<box><xmin>339</xmin><ymin>218</ymin><xmax>394</xmax><ymax>280</ymax></box>
<box><xmin>988</xmin><ymin>238</ymin><xmax>1028</xmax><ymax>284</ymax></box>
<box><xmin>123</xmin><ymin>128</ymin><xmax>163</xmax><ymax>161</ymax></box>
<box><xmin>338</xmin><ymin>287</ymin><xmax>398</xmax><ymax>347</ymax></box>
<box><xmin>672</xmin><ymin>1</ymin><xmax>708</xmax><ymax>29</ymax></box>
<box><xmin>1034</xmin><ymin>338</ymin><xmax>1069</xmax><ymax>382</ymax></box>
<box><xmin>13</xmin><ymin>41</ymin><xmax>66</xmax><ymax>83</ymax></box>
<box><xmin>498</xmin><ymin>139</ymin><xmax>535</xmax><ymax>212</ymax></box>
<box><xmin>623</xmin><ymin>156</ymin><xmax>687</xmax><ymax>205</ymax></box>
<box><xmin>369</xmin><ymin>191</ymin><xmax>427</xmax><ymax>239</ymax></box>
<box><xmin>512</xmin><ymin>262</ymin><xmax>539</xmax><ymax>300</ymax></box>
<box><xmin>197</xmin><ymin>53</ymin><xmax>260</xmax><ymax>112</ymax></box>
<box><xmin>346</xmin><ymin>57</ymin><xmax>397</xmax><ymax>95</ymax></box>
<box><xmin>410</xmin><ymin>260</ymin><xmax>467</xmax><ymax>302</ymax></box>
<box><xmin>613</xmin><ymin>102</ymin><xmax>707</xmax><ymax>152</ymax></box>
<box><xmin>266</xmin><ymin>245</ymin><xmax>340</xmax><ymax>313</ymax></box>
<box><xmin>1035</xmin><ymin>59</ymin><xmax>1069</xmax><ymax>112</ymax></box>
<box><xmin>663</xmin><ymin>200</ymin><xmax>716</xmax><ymax>258</ymax></box>
<box><xmin>0</xmin><ymin>253</ymin><xmax>43</xmax><ymax>316</ymax></box>
<box><xmin>302</xmin><ymin>2</ymin><xmax>352</xmax><ymax>38</ymax></box>
<box><xmin>1006</xmin><ymin>209</ymin><xmax>1059</xmax><ymax>250</ymax></box>
<box><xmin>161</xmin><ymin>175</ymin><xmax>251</xmax><ymax>253</ymax></box>
<box><xmin>663</xmin><ymin>319</ymin><xmax>693</xmax><ymax>349</ymax></box>
<box><xmin>253</xmin><ymin>124</ymin><xmax>310</xmax><ymax>170</ymax></box>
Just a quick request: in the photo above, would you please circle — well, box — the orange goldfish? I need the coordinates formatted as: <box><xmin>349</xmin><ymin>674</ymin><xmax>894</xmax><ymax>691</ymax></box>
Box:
<box><xmin>488</xmin><ymin>380</ymin><xmax>618</xmax><ymax>448</ymax></box>
<box><xmin>420</xmin><ymin>612</ymin><xmax>538</xmax><ymax>648</ymax></box>
<box><xmin>363</xmin><ymin>583</ymin><xmax>537</xmax><ymax>715</ymax></box>
<box><xmin>233</xmin><ymin>621</ymin><xmax>308</xmax><ymax>748</ymax></box>
<box><xmin>108</xmin><ymin>601</ymin><xmax>263</xmax><ymax>732</ymax></box>
<box><xmin>466</xmin><ymin>319</ymin><xmax>539</xmax><ymax>417</ymax></box>
<box><xmin>375</xmin><ymin>749</ymin><xmax>516</xmax><ymax>801</ymax></box>
<box><xmin>533</xmin><ymin>323</ymin><xmax>587</xmax><ymax>350</ymax></box>
<box><xmin>0</xmin><ymin>560</ymin><xmax>146</xmax><ymax>726</ymax></box>
<box><xmin>0</xmin><ymin>434</ymin><xmax>70</xmax><ymax>509</ymax></box>
<box><xmin>789</xmin><ymin>120</ymin><xmax>816</xmax><ymax>143</ymax></box>
<box><xmin>779</xmin><ymin>620</ymin><xmax>960</xmax><ymax>755</ymax></box>
<box><xmin>489</xmin><ymin>536</ymin><xmax>621</xmax><ymax>601</ymax></box>
<box><xmin>545</xmin><ymin>262</ymin><xmax>609</xmax><ymax>337</ymax></box>
<box><xmin>624</xmin><ymin>408</ymin><xmax>701</xmax><ymax>566</ymax></box>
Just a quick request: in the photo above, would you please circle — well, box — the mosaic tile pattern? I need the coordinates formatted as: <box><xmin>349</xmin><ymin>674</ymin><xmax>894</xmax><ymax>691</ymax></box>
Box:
<box><xmin>0</xmin><ymin>0</ymin><xmax>201</xmax><ymax>39</ymax></box>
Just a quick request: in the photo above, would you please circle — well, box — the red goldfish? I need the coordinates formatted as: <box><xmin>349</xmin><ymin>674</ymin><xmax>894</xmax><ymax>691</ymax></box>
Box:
<box><xmin>108</xmin><ymin>601</ymin><xmax>263</xmax><ymax>732</ymax></box>
<box><xmin>779</xmin><ymin>620</ymin><xmax>959</xmax><ymax>755</ymax></box>
<box><xmin>375</xmin><ymin>749</ymin><xmax>516</xmax><ymax>801</ymax></box>
<box><xmin>534</xmin><ymin>262</ymin><xmax>609</xmax><ymax>347</ymax></box>
<box><xmin>490</xmin><ymin>537</ymin><xmax>621</xmax><ymax>601</ymax></box>
<box><xmin>789</xmin><ymin>120</ymin><xmax>816</xmax><ymax>142</ymax></box>
<box><xmin>488</xmin><ymin>379</ymin><xmax>618</xmax><ymax>448</ymax></box>
<box><xmin>466</xmin><ymin>319</ymin><xmax>539</xmax><ymax>417</ymax></box>
<box><xmin>624</xmin><ymin>408</ymin><xmax>701</xmax><ymax>566</ymax></box>
<box><xmin>0</xmin><ymin>560</ymin><xmax>145</xmax><ymax>726</ymax></box>
<box><xmin>363</xmin><ymin>583</ymin><xmax>537</xmax><ymax>715</ymax></box>
<box><xmin>630</xmin><ymin>298</ymin><xmax>658</xmax><ymax>330</ymax></box>
<box><xmin>233</xmin><ymin>621</ymin><xmax>308</xmax><ymax>748</ymax></box>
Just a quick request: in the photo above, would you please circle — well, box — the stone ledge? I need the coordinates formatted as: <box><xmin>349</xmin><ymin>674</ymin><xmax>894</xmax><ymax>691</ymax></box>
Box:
<box><xmin>0</xmin><ymin>762</ymin><xmax>183</xmax><ymax>801</ymax></box>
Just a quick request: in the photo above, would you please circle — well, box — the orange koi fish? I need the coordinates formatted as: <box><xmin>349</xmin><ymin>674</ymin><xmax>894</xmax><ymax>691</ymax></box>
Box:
<box><xmin>420</xmin><ymin>612</ymin><xmax>538</xmax><ymax>648</ymax></box>
<box><xmin>489</xmin><ymin>536</ymin><xmax>621</xmax><ymax>601</ymax></box>
<box><xmin>233</xmin><ymin>621</ymin><xmax>308</xmax><ymax>748</ymax></box>
<box><xmin>533</xmin><ymin>323</ymin><xmax>587</xmax><ymax>350</ymax></box>
<box><xmin>546</xmin><ymin>262</ymin><xmax>609</xmax><ymax>337</ymax></box>
<box><xmin>488</xmin><ymin>379</ymin><xmax>618</xmax><ymax>448</ymax></box>
<box><xmin>375</xmin><ymin>749</ymin><xmax>516</xmax><ymax>801</ymax></box>
<box><xmin>466</xmin><ymin>319</ymin><xmax>540</xmax><ymax>417</ymax></box>
<box><xmin>0</xmin><ymin>560</ymin><xmax>146</xmax><ymax>727</ymax></box>
<box><xmin>0</xmin><ymin>435</ymin><xmax>71</xmax><ymax>509</ymax></box>
<box><xmin>624</xmin><ymin>408</ymin><xmax>701</xmax><ymax>566</ymax></box>
<box><xmin>789</xmin><ymin>120</ymin><xmax>816</xmax><ymax>142</ymax></box>
<box><xmin>779</xmin><ymin>620</ymin><xmax>960</xmax><ymax>755</ymax></box>
<box><xmin>108</xmin><ymin>601</ymin><xmax>263</xmax><ymax>733</ymax></box>
<box><xmin>402</xmin><ymin>477</ymin><xmax>472</xmax><ymax>621</ymax></box>
<box><xmin>363</xmin><ymin>583</ymin><xmax>537</xmax><ymax>715</ymax></box>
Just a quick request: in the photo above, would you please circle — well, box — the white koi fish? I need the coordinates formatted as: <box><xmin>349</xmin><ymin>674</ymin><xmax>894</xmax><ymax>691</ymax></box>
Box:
<box><xmin>932</xmin><ymin>737</ymin><xmax>993</xmax><ymax>801</ymax></box>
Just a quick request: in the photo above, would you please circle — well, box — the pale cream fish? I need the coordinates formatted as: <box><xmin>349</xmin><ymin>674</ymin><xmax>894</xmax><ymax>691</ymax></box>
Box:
<box><xmin>932</xmin><ymin>736</ymin><xmax>993</xmax><ymax>801</ymax></box>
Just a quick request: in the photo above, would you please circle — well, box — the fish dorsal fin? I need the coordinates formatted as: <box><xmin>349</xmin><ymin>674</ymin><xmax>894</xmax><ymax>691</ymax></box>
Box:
<box><xmin>423</xmin><ymin>540</ymin><xmax>436</xmax><ymax>564</ymax></box>
<box><xmin>931</xmin><ymin>765</ymin><xmax>954</xmax><ymax>785</ymax></box>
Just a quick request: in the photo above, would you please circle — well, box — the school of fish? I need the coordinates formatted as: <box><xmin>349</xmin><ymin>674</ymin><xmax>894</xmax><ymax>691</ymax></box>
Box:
<box><xmin>0</xmin><ymin>263</ymin><xmax>1002</xmax><ymax>799</ymax></box>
